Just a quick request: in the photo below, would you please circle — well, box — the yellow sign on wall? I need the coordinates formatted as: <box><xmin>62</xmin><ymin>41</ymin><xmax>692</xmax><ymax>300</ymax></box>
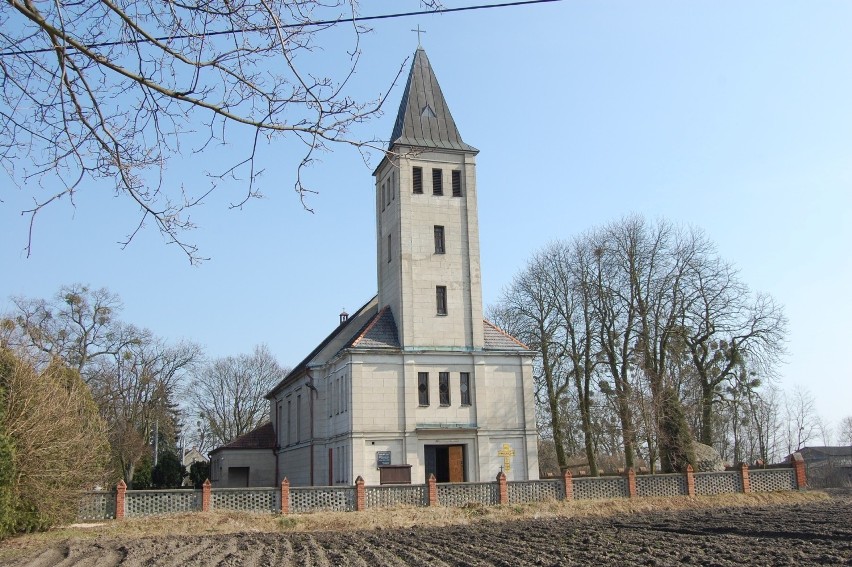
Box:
<box><xmin>497</xmin><ymin>443</ymin><xmax>515</xmax><ymax>472</ymax></box>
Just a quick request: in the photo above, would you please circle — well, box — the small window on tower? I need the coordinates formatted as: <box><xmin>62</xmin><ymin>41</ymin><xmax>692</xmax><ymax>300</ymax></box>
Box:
<box><xmin>418</xmin><ymin>372</ymin><xmax>429</xmax><ymax>406</ymax></box>
<box><xmin>432</xmin><ymin>169</ymin><xmax>443</xmax><ymax>195</ymax></box>
<box><xmin>436</xmin><ymin>286</ymin><xmax>447</xmax><ymax>315</ymax></box>
<box><xmin>387</xmin><ymin>234</ymin><xmax>392</xmax><ymax>263</ymax></box>
<box><xmin>434</xmin><ymin>225</ymin><xmax>445</xmax><ymax>254</ymax></box>
<box><xmin>439</xmin><ymin>372</ymin><xmax>450</xmax><ymax>406</ymax></box>
<box><xmin>452</xmin><ymin>170</ymin><xmax>462</xmax><ymax>197</ymax></box>
<box><xmin>413</xmin><ymin>167</ymin><xmax>423</xmax><ymax>194</ymax></box>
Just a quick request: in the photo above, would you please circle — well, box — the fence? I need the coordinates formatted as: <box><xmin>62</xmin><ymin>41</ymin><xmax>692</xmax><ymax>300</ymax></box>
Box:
<box><xmin>78</xmin><ymin>455</ymin><xmax>807</xmax><ymax>522</ymax></box>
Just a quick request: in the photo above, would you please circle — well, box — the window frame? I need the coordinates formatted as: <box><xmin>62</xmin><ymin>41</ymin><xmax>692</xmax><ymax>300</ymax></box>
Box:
<box><xmin>436</xmin><ymin>285</ymin><xmax>447</xmax><ymax>315</ymax></box>
<box><xmin>418</xmin><ymin>372</ymin><xmax>429</xmax><ymax>406</ymax></box>
<box><xmin>434</xmin><ymin>225</ymin><xmax>445</xmax><ymax>254</ymax></box>
<box><xmin>460</xmin><ymin>372</ymin><xmax>471</xmax><ymax>406</ymax></box>
<box><xmin>439</xmin><ymin>372</ymin><xmax>450</xmax><ymax>406</ymax></box>
<box><xmin>413</xmin><ymin>166</ymin><xmax>423</xmax><ymax>194</ymax></box>
<box><xmin>432</xmin><ymin>168</ymin><xmax>443</xmax><ymax>195</ymax></box>
<box><xmin>452</xmin><ymin>170</ymin><xmax>462</xmax><ymax>197</ymax></box>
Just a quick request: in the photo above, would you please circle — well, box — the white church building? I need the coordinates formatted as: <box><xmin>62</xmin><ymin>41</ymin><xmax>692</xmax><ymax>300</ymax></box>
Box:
<box><xmin>210</xmin><ymin>48</ymin><xmax>538</xmax><ymax>488</ymax></box>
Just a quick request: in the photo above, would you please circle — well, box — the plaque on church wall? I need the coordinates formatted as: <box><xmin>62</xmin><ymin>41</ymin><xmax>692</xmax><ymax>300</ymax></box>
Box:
<box><xmin>376</xmin><ymin>451</ymin><xmax>392</xmax><ymax>467</ymax></box>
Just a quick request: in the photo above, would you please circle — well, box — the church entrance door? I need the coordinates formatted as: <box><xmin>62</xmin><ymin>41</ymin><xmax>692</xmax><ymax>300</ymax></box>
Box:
<box><xmin>424</xmin><ymin>444</ymin><xmax>465</xmax><ymax>483</ymax></box>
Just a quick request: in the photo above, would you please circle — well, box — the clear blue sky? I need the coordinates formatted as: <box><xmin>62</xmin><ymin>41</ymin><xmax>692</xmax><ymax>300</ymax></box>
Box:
<box><xmin>2</xmin><ymin>1</ymin><xmax>850</xmax><ymax>434</ymax></box>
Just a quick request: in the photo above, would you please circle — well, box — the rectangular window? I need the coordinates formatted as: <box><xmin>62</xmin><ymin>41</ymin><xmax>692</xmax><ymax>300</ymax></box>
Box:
<box><xmin>387</xmin><ymin>233</ymin><xmax>392</xmax><ymax>263</ymax></box>
<box><xmin>432</xmin><ymin>168</ymin><xmax>443</xmax><ymax>195</ymax></box>
<box><xmin>460</xmin><ymin>372</ymin><xmax>471</xmax><ymax>406</ymax></box>
<box><xmin>452</xmin><ymin>170</ymin><xmax>462</xmax><ymax>197</ymax></box>
<box><xmin>392</xmin><ymin>172</ymin><xmax>396</xmax><ymax>200</ymax></box>
<box><xmin>413</xmin><ymin>167</ymin><xmax>423</xmax><ymax>194</ymax></box>
<box><xmin>381</xmin><ymin>182</ymin><xmax>386</xmax><ymax>211</ymax></box>
<box><xmin>385</xmin><ymin>179</ymin><xmax>391</xmax><ymax>206</ymax></box>
<box><xmin>436</xmin><ymin>286</ymin><xmax>447</xmax><ymax>315</ymax></box>
<box><xmin>418</xmin><ymin>372</ymin><xmax>429</xmax><ymax>406</ymax></box>
<box><xmin>434</xmin><ymin>225</ymin><xmax>445</xmax><ymax>254</ymax></box>
<box><xmin>296</xmin><ymin>395</ymin><xmax>302</xmax><ymax>443</ymax></box>
<box><xmin>287</xmin><ymin>400</ymin><xmax>292</xmax><ymax>445</ymax></box>
<box><xmin>439</xmin><ymin>372</ymin><xmax>450</xmax><ymax>406</ymax></box>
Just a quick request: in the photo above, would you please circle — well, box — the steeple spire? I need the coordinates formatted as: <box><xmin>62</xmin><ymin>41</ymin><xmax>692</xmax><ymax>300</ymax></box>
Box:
<box><xmin>389</xmin><ymin>48</ymin><xmax>478</xmax><ymax>153</ymax></box>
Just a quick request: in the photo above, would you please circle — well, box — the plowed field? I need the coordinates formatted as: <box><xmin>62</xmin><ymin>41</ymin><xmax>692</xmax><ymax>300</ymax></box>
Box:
<box><xmin>3</xmin><ymin>494</ymin><xmax>850</xmax><ymax>566</ymax></box>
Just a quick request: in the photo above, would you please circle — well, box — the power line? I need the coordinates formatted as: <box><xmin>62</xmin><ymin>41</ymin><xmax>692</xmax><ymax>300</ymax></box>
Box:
<box><xmin>1</xmin><ymin>0</ymin><xmax>564</xmax><ymax>57</ymax></box>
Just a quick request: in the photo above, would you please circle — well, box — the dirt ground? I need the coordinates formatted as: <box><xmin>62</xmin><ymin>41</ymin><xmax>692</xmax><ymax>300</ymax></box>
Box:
<box><xmin>1</xmin><ymin>492</ymin><xmax>850</xmax><ymax>566</ymax></box>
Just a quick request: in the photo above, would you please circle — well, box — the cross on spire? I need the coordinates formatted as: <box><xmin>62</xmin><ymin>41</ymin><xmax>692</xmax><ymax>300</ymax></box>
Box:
<box><xmin>411</xmin><ymin>25</ymin><xmax>426</xmax><ymax>47</ymax></box>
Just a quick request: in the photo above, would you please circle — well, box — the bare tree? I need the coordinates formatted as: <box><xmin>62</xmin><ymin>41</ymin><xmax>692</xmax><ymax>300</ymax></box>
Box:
<box><xmin>490</xmin><ymin>249</ymin><xmax>572</xmax><ymax>471</ymax></box>
<box><xmin>1</xmin><ymin>0</ymin><xmax>438</xmax><ymax>263</ymax></box>
<box><xmin>89</xmin><ymin>336</ymin><xmax>201</xmax><ymax>485</ymax></box>
<box><xmin>187</xmin><ymin>344</ymin><xmax>288</xmax><ymax>448</ymax></box>
<box><xmin>9</xmin><ymin>284</ymin><xmax>140</xmax><ymax>375</ymax></box>
<box><xmin>785</xmin><ymin>385</ymin><xmax>822</xmax><ymax>454</ymax></box>
<box><xmin>839</xmin><ymin>416</ymin><xmax>852</xmax><ymax>446</ymax></box>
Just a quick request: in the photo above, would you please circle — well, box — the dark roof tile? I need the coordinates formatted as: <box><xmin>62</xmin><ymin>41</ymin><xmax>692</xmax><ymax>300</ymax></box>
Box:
<box><xmin>212</xmin><ymin>422</ymin><xmax>276</xmax><ymax>453</ymax></box>
<box><xmin>390</xmin><ymin>48</ymin><xmax>477</xmax><ymax>153</ymax></box>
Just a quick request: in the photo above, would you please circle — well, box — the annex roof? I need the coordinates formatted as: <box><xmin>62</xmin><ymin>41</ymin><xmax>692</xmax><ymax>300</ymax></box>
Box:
<box><xmin>209</xmin><ymin>422</ymin><xmax>276</xmax><ymax>454</ymax></box>
<box><xmin>389</xmin><ymin>48</ymin><xmax>478</xmax><ymax>153</ymax></box>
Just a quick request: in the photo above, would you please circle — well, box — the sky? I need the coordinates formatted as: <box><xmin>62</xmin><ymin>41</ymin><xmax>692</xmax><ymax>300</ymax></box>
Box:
<box><xmin>2</xmin><ymin>1</ymin><xmax>850</xmax><ymax>437</ymax></box>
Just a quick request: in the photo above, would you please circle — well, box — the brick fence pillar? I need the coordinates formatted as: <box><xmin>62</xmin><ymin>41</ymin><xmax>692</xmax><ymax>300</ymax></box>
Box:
<box><xmin>427</xmin><ymin>474</ymin><xmax>438</xmax><ymax>506</ymax></box>
<box><xmin>115</xmin><ymin>480</ymin><xmax>127</xmax><ymax>520</ymax></box>
<box><xmin>355</xmin><ymin>476</ymin><xmax>366</xmax><ymax>511</ymax></box>
<box><xmin>562</xmin><ymin>470</ymin><xmax>574</xmax><ymax>501</ymax></box>
<box><xmin>685</xmin><ymin>464</ymin><xmax>695</xmax><ymax>497</ymax></box>
<box><xmin>281</xmin><ymin>478</ymin><xmax>290</xmax><ymax>515</ymax></box>
<box><xmin>790</xmin><ymin>452</ymin><xmax>807</xmax><ymax>489</ymax></box>
<box><xmin>202</xmin><ymin>479</ymin><xmax>211</xmax><ymax>511</ymax></box>
<box><xmin>496</xmin><ymin>472</ymin><xmax>508</xmax><ymax>505</ymax></box>
<box><xmin>739</xmin><ymin>463</ymin><xmax>751</xmax><ymax>493</ymax></box>
<box><xmin>626</xmin><ymin>467</ymin><xmax>637</xmax><ymax>498</ymax></box>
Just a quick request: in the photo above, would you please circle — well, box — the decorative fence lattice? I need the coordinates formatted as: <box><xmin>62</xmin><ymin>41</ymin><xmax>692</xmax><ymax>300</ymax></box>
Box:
<box><xmin>365</xmin><ymin>485</ymin><xmax>427</xmax><ymax>509</ymax></box>
<box><xmin>289</xmin><ymin>486</ymin><xmax>355</xmax><ymax>513</ymax></box>
<box><xmin>78</xmin><ymin>491</ymin><xmax>116</xmax><ymax>521</ymax></box>
<box><xmin>636</xmin><ymin>474</ymin><xmax>688</xmax><ymax>498</ymax></box>
<box><xmin>211</xmin><ymin>488</ymin><xmax>279</xmax><ymax>512</ymax></box>
<box><xmin>125</xmin><ymin>490</ymin><xmax>200</xmax><ymax>517</ymax></box>
<box><xmin>750</xmin><ymin>469</ymin><xmax>796</xmax><ymax>493</ymax></box>
<box><xmin>694</xmin><ymin>471</ymin><xmax>742</xmax><ymax>496</ymax></box>
<box><xmin>573</xmin><ymin>476</ymin><xmax>629</xmax><ymax>500</ymax></box>
<box><xmin>508</xmin><ymin>480</ymin><xmax>563</xmax><ymax>504</ymax></box>
<box><xmin>76</xmin><ymin>466</ymin><xmax>802</xmax><ymax>521</ymax></box>
<box><xmin>437</xmin><ymin>482</ymin><xmax>499</xmax><ymax>507</ymax></box>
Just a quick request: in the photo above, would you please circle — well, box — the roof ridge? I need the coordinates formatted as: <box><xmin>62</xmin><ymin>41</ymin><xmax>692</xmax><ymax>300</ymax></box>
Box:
<box><xmin>351</xmin><ymin>305</ymin><xmax>390</xmax><ymax>347</ymax></box>
<box><xmin>484</xmin><ymin>319</ymin><xmax>530</xmax><ymax>350</ymax></box>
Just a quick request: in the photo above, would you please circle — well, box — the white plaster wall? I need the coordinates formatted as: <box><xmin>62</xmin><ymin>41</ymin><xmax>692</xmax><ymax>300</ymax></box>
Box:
<box><xmin>278</xmin><ymin>445</ymin><xmax>312</xmax><ymax>486</ymax></box>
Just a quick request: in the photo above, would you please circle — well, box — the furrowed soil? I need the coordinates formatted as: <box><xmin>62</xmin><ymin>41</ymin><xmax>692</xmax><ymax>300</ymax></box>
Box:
<box><xmin>1</xmin><ymin>491</ymin><xmax>849</xmax><ymax>566</ymax></box>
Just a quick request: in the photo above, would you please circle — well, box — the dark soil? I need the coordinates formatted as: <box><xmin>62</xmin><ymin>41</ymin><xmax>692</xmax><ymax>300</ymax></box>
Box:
<box><xmin>4</xmin><ymin>494</ymin><xmax>851</xmax><ymax>566</ymax></box>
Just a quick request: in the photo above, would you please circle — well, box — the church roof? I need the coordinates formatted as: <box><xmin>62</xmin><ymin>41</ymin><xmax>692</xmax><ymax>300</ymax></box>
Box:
<box><xmin>483</xmin><ymin>320</ymin><xmax>530</xmax><ymax>350</ymax></box>
<box><xmin>268</xmin><ymin>299</ymin><xmax>529</xmax><ymax>398</ymax></box>
<box><xmin>349</xmin><ymin>306</ymin><xmax>400</xmax><ymax>349</ymax></box>
<box><xmin>389</xmin><ymin>48</ymin><xmax>478</xmax><ymax>153</ymax></box>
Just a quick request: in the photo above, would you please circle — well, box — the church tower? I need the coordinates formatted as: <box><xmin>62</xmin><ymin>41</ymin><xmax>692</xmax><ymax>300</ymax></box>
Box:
<box><xmin>374</xmin><ymin>48</ymin><xmax>485</xmax><ymax>350</ymax></box>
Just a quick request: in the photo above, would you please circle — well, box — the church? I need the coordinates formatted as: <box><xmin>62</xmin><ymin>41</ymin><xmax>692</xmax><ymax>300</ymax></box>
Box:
<box><xmin>210</xmin><ymin>47</ymin><xmax>539</xmax><ymax>487</ymax></box>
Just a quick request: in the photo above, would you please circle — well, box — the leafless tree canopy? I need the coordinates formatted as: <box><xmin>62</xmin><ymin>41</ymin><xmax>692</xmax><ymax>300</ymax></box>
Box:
<box><xmin>3</xmin><ymin>284</ymin><xmax>202</xmax><ymax>485</ymax></box>
<box><xmin>1</xmin><ymin>0</ymin><xmax>435</xmax><ymax>262</ymax></box>
<box><xmin>186</xmin><ymin>344</ymin><xmax>289</xmax><ymax>452</ymax></box>
<box><xmin>492</xmin><ymin>215</ymin><xmax>789</xmax><ymax>473</ymax></box>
